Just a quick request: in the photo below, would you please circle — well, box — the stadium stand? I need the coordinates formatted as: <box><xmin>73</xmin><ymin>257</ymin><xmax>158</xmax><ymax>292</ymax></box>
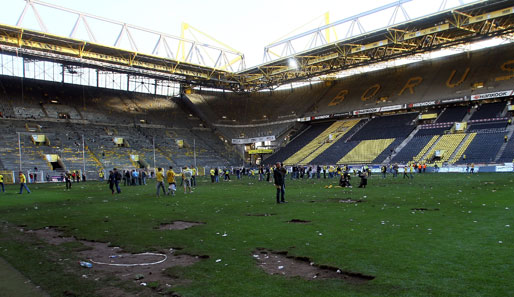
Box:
<box><xmin>497</xmin><ymin>136</ymin><xmax>514</xmax><ymax>163</ymax></box>
<box><xmin>283</xmin><ymin>120</ymin><xmax>359</xmax><ymax>165</ymax></box>
<box><xmin>454</xmin><ymin>132</ymin><xmax>504</xmax><ymax>164</ymax></box>
<box><xmin>435</xmin><ymin>106</ymin><xmax>468</xmax><ymax>123</ymax></box>
<box><xmin>415</xmin><ymin>126</ymin><xmax>451</xmax><ymax>136</ymax></box>
<box><xmin>421</xmin><ymin>133</ymin><xmax>466</xmax><ymax>164</ymax></box>
<box><xmin>450</xmin><ymin>133</ymin><xmax>476</xmax><ymax>163</ymax></box>
<box><xmin>263</xmin><ymin>122</ymin><xmax>332</xmax><ymax>165</ymax></box>
<box><xmin>338</xmin><ymin>138</ymin><xmax>395</xmax><ymax>164</ymax></box>
<box><xmin>469</xmin><ymin>102</ymin><xmax>506</xmax><ymax>121</ymax></box>
<box><xmin>467</xmin><ymin>120</ymin><xmax>508</xmax><ymax>132</ymax></box>
<box><xmin>373</xmin><ymin>137</ymin><xmax>405</xmax><ymax>163</ymax></box>
<box><xmin>392</xmin><ymin>135</ymin><xmax>436</xmax><ymax>163</ymax></box>
<box><xmin>0</xmin><ymin>77</ymin><xmax>242</xmax><ymax>176</ymax></box>
<box><xmin>349</xmin><ymin>113</ymin><xmax>417</xmax><ymax>141</ymax></box>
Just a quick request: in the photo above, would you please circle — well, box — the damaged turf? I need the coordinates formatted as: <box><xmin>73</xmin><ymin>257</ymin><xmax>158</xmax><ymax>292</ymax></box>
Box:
<box><xmin>24</xmin><ymin>226</ymin><xmax>204</xmax><ymax>294</ymax></box>
<box><xmin>158</xmin><ymin>221</ymin><xmax>205</xmax><ymax>230</ymax></box>
<box><xmin>252</xmin><ymin>248</ymin><xmax>374</xmax><ymax>283</ymax></box>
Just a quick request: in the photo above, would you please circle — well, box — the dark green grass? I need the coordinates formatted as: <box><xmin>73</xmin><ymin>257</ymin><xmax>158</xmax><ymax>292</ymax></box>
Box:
<box><xmin>0</xmin><ymin>173</ymin><xmax>513</xmax><ymax>296</ymax></box>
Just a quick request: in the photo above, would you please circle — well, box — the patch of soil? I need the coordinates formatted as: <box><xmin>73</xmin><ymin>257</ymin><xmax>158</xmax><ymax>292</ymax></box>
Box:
<box><xmin>253</xmin><ymin>248</ymin><xmax>374</xmax><ymax>283</ymax></box>
<box><xmin>78</xmin><ymin>241</ymin><xmax>200</xmax><ymax>285</ymax></box>
<box><xmin>339</xmin><ymin>199</ymin><xmax>363</xmax><ymax>204</ymax></box>
<box><xmin>158</xmin><ymin>221</ymin><xmax>205</xmax><ymax>230</ymax></box>
<box><xmin>308</xmin><ymin>199</ymin><xmax>363</xmax><ymax>204</ymax></box>
<box><xmin>246</xmin><ymin>213</ymin><xmax>276</xmax><ymax>217</ymax></box>
<box><xmin>287</xmin><ymin>219</ymin><xmax>311</xmax><ymax>224</ymax></box>
<box><xmin>25</xmin><ymin>227</ymin><xmax>203</xmax><ymax>295</ymax></box>
<box><xmin>25</xmin><ymin>227</ymin><xmax>76</xmax><ymax>245</ymax></box>
<box><xmin>411</xmin><ymin>208</ymin><xmax>439</xmax><ymax>211</ymax></box>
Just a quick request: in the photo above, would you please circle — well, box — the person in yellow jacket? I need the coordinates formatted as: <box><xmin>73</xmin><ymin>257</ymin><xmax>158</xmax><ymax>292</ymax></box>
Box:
<box><xmin>210</xmin><ymin>168</ymin><xmax>215</xmax><ymax>183</ymax></box>
<box><xmin>0</xmin><ymin>173</ymin><xmax>4</xmax><ymax>193</ymax></box>
<box><xmin>19</xmin><ymin>171</ymin><xmax>31</xmax><ymax>194</ymax></box>
<box><xmin>155</xmin><ymin>168</ymin><xmax>166</xmax><ymax>197</ymax></box>
<box><xmin>166</xmin><ymin>166</ymin><xmax>176</xmax><ymax>196</ymax></box>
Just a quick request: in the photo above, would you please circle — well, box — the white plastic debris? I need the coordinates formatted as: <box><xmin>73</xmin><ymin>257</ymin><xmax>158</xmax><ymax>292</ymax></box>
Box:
<box><xmin>216</xmin><ymin>259</ymin><xmax>222</xmax><ymax>263</ymax></box>
<box><xmin>278</xmin><ymin>266</ymin><xmax>284</xmax><ymax>270</ymax></box>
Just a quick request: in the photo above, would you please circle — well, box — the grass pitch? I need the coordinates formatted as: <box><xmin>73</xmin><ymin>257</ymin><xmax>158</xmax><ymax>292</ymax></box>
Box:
<box><xmin>0</xmin><ymin>173</ymin><xmax>513</xmax><ymax>297</ymax></box>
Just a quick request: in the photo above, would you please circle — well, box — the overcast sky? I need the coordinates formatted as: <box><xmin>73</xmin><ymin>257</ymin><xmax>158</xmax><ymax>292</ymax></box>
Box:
<box><xmin>0</xmin><ymin>0</ymin><xmax>476</xmax><ymax>68</ymax></box>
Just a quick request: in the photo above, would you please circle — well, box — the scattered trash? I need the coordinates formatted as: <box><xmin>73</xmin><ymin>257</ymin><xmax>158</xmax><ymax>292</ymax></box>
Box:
<box><xmin>216</xmin><ymin>259</ymin><xmax>222</xmax><ymax>263</ymax></box>
<box><xmin>278</xmin><ymin>266</ymin><xmax>284</xmax><ymax>270</ymax></box>
<box><xmin>140</xmin><ymin>282</ymin><xmax>147</xmax><ymax>286</ymax></box>
<box><xmin>498</xmin><ymin>241</ymin><xmax>503</xmax><ymax>244</ymax></box>
<box><xmin>134</xmin><ymin>274</ymin><xmax>144</xmax><ymax>280</ymax></box>
<box><xmin>79</xmin><ymin>261</ymin><xmax>93</xmax><ymax>268</ymax></box>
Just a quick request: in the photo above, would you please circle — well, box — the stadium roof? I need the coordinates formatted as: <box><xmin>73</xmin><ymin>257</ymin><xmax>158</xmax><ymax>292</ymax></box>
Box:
<box><xmin>1</xmin><ymin>0</ymin><xmax>514</xmax><ymax>92</ymax></box>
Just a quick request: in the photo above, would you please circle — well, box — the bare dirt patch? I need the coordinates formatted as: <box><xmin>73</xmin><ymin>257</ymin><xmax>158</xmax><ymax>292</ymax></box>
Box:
<box><xmin>78</xmin><ymin>241</ymin><xmax>200</xmax><ymax>285</ymax></box>
<box><xmin>25</xmin><ymin>226</ymin><xmax>76</xmax><ymax>245</ymax></box>
<box><xmin>308</xmin><ymin>198</ymin><xmax>364</xmax><ymax>204</ymax></box>
<box><xmin>246</xmin><ymin>213</ymin><xmax>276</xmax><ymax>217</ymax></box>
<box><xmin>339</xmin><ymin>199</ymin><xmax>363</xmax><ymax>204</ymax></box>
<box><xmin>158</xmin><ymin>221</ymin><xmax>205</xmax><ymax>230</ymax></box>
<box><xmin>253</xmin><ymin>248</ymin><xmax>374</xmax><ymax>283</ymax></box>
<box><xmin>411</xmin><ymin>208</ymin><xmax>439</xmax><ymax>211</ymax></box>
<box><xmin>287</xmin><ymin>219</ymin><xmax>311</xmax><ymax>224</ymax></box>
<box><xmin>24</xmin><ymin>227</ymin><xmax>203</xmax><ymax>295</ymax></box>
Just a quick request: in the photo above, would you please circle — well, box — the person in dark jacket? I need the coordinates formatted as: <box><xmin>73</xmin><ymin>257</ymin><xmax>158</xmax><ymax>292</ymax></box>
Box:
<box><xmin>273</xmin><ymin>162</ymin><xmax>287</xmax><ymax>204</ymax></box>
<box><xmin>108</xmin><ymin>170</ymin><xmax>116</xmax><ymax>194</ymax></box>
<box><xmin>358</xmin><ymin>170</ymin><xmax>368</xmax><ymax>188</ymax></box>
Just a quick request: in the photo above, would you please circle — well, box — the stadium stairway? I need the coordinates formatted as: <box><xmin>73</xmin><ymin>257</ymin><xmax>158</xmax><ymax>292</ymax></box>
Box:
<box><xmin>374</xmin><ymin>138</ymin><xmax>405</xmax><ymax>164</ymax></box>
<box><xmin>309</xmin><ymin>121</ymin><xmax>368</xmax><ymax>165</ymax></box>
<box><xmin>295</xmin><ymin>119</ymin><xmax>360</xmax><ymax>165</ymax></box>
<box><xmin>454</xmin><ymin>132</ymin><xmax>504</xmax><ymax>164</ymax></box>
<box><xmin>283</xmin><ymin>121</ymin><xmax>347</xmax><ymax>165</ymax></box>
<box><xmin>495</xmin><ymin>125</ymin><xmax>514</xmax><ymax>162</ymax></box>
<box><xmin>384</xmin><ymin>126</ymin><xmax>421</xmax><ymax>164</ymax></box>
<box><xmin>421</xmin><ymin>133</ymin><xmax>467</xmax><ymax>164</ymax></box>
<box><xmin>449</xmin><ymin>133</ymin><xmax>476</xmax><ymax>163</ymax></box>
<box><xmin>337</xmin><ymin>138</ymin><xmax>395</xmax><ymax>164</ymax></box>
<box><xmin>413</xmin><ymin>135</ymin><xmax>440</xmax><ymax>163</ymax></box>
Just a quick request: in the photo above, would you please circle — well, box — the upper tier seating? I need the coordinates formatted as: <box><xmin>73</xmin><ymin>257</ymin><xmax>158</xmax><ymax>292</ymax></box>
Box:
<box><xmin>349</xmin><ymin>113</ymin><xmax>417</xmax><ymax>141</ymax></box>
<box><xmin>435</xmin><ymin>106</ymin><xmax>468</xmax><ymax>123</ymax></box>
<box><xmin>415</xmin><ymin>127</ymin><xmax>450</xmax><ymax>136</ymax></box>
<box><xmin>468</xmin><ymin>121</ymin><xmax>508</xmax><ymax>132</ymax></box>
<box><xmin>469</xmin><ymin>102</ymin><xmax>506</xmax><ymax>121</ymax></box>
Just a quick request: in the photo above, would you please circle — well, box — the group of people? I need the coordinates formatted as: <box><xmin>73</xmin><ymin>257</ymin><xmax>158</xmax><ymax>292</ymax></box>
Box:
<box><xmin>122</xmin><ymin>169</ymin><xmax>148</xmax><ymax>186</ymax></box>
<box><xmin>155</xmin><ymin>166</ymin><xmax>196</xmax><ymax>196</ymax></box>
<box><xmin>379</xmin><ymin>163</ymin><xmax>429</xmax><ymax>179</ymax></box>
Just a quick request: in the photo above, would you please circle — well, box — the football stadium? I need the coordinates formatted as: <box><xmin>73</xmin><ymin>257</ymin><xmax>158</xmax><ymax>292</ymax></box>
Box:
<box><xmin>0</xmin><ymin>0</ymin><xmax>513</xmax><ymax>296</ymax></box>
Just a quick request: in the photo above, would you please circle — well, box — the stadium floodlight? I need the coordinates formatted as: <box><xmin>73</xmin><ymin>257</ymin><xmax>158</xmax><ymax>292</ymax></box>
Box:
<box><xmin>288</xmin><ymin>58</ymin><xmax>299</xmax><ymax>70</ymax></box>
